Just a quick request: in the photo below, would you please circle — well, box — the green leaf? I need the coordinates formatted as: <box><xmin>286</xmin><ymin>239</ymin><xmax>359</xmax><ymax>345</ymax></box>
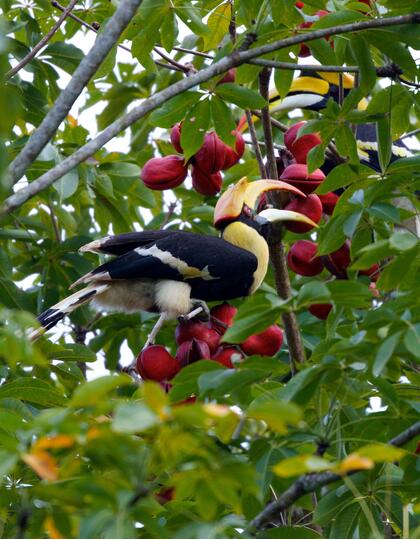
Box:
<box><xmin>296</xmin><ymin>281</ymin><xmax>331</xmax><ymax>308</ymax></box>
<box><xmin>41</xmin><ymin>342</ymin><xmax>96</xmax><ymax>362</ymax></box>
<box><xmin>388</xmin><ymin>155</ymin><xmax>420</xmax><ymax>173</ymax></box>
<box><xmin>316</xmin><ymin>163</ymin><xmax>360</xmax><ymax>194</ymax></box>
<box><xmin>389</xmin><ymin>231</ymin><xmax>418</xmax><ymax>251</ymax></box>
<box><xmin>273</xmin><ymin>454</ymin><xmax>331</xmax><ymax>477</ymax></box>
<box><xmin>202</xmin><ymin>2</ymin><xmax>231</xmax><ymax>51</ymax></box>
<box><xmin>349</xmin><ymin>35</ymin><xmax>376</xmax><ymax>96</ymax></box>
<box><xmin>42</xmin><ymin>42</ymin><xmax>83</xmax><ymax>74</ymax></box>
<box><xmin>112</xmin><ymin>401</ymin><xmax>158</xmax><ymax>433</ymax></box>
<box><xmin>149</xmin><ymin>91</ymin><xmax>201</xmax><ymax>128</ymax></box>
<box><xmin>180</xmin><ymin>99</ymin><xmax>211</xmax><ymax>161</ymax></box>
<box><xmin>256</xmin><ymin>526</ymin><xmax>323</xmax><ymax>539</ymax></box>
<box><xmin>327</xmin><ymin>280</ymin><xmax>371</xmax><ymax>308</ymax></box>
<box><xmin>53</xmin><ymin>167</ymin><xmax>79</xmax><ymax>201</ymax></box>
<box><xmin>376</xmin><ymin>117</ymin><xmax>392</xmax><ymax>173</ymax></box>
<box><xmin>211</xmin><ymin>97</ymin><xmax>236</xmax><ymax>146</ymax></box>
<box><xmin>70</xmin><ymin>375</ymin><xmax>131</xmax><ymax>407</ymax></box>
<box><xmin>215</xmin><ymin>83</ymin><xmax>267</xmax><ymax>109</ymax></box>
<box><xmin>223</xmin><ymin>294</ymin><xmax>283</xmax><ymax>343</ymax></box>
<box><xmin>0</xmin><ymin>450</ymin><xmax>17</xmax><ymax>482</ymax></box>
<box><xmin>0</xmin><ymin>278</ymin><xmax>34</xmax><ymax>311</ymax></box>
<box><xmin>404</xmin><ymin>328</ymin><xmax>420</xmax><ymax>359</ymax></box>
<box><xmin>0</xmin><ymin>378</ymin><xmax>66</xmax><ymax>407</ymax></box>
<box><xmin>247</xmin><ymin>400</ymin><xmax>302</xmax><ymax>433</ymax></box>
<box><xmin>160</xmin><ymin>11</ymin><xmax>178</xmax><ymax>52</ymax></box>
<box><xmin>372</xmin><ymin>332</ymin><xmax>402</xmax><ymax>377</ymax></box>
<box><xmin>356</xmin><ymin>443</ymin><xmax>406</xmax><ymax>462</ymax></box>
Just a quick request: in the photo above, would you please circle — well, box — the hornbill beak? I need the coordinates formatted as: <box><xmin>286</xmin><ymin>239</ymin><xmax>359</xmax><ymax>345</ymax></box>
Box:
<box><xmin>214</xmin><ymin>177</ymin><xmax>317</xmax><ymax>229</ymax></box>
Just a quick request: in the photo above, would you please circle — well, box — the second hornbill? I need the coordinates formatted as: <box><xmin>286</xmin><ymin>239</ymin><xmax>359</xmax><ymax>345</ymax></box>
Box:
<box><xmin>34</xmin><ymin>178</ymin><xmax>316</xmax><ymax>341</ymax></box>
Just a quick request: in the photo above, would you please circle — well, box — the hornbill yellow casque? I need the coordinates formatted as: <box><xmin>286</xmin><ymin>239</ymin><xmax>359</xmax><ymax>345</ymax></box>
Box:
<box><xmin>33</xmin><ymin>178</ymin><xmax>316</xmax><ymax>341</ymax></box>
<box><xmin>238</xmin><ymin>70</ymin><xmax>410</xmax><ymax>172</ymax></box>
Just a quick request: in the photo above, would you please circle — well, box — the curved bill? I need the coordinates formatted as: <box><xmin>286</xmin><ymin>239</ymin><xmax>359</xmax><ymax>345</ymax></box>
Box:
<box><xmin>214</xmin><ymin>178</ymin><xmax>306</xmax><ymax>228</ymax></box>
<box><xmin>258</xmin><ymin>208</ymin><xmax>318</xmax><ymax>228</ymax></box>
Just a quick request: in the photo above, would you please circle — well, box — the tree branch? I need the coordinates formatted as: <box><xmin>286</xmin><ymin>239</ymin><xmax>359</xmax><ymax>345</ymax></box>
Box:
<box><xmin>245</xmin><ymin>110</ymin><xmax>265</xmax><ymax>177</ymax></box>
<box><xmin>250</xmin><ymin>421</ymin><xmax>420</xmax><ymax>530</ymax></box>
<box><xmin>2</xmin><ymin>12</ymin><xmax>419</xmax><ymax>216</ymax></box>
<box><xmin>7</xmin><ymin>0</ymin><xmax>144</xmax><ymax>185</ymax></box>
<box><xmin>5</xmin><ymin>0</ymin><xmax>79</xmax><ymax>80</ymax></box>
<box><xmin>248</xmin><ymin>58</ymin><xmax>404</xmax><ymax>78</ymax></box>
<box><xmin>50</xmin><ymin>1</ymin><xmax>182</xmax><ymax>72</ymax></box>
<box><xmin>258</xmin><ymin>67</ymin><xmax>306</xmax><ymax>372</ymax></box>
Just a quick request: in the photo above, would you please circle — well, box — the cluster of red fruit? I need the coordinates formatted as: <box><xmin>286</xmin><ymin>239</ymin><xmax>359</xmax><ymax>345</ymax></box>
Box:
<box><xmin>277</xmin><ymin>121</ymin><xmax>379</xmax><ymax>320</ymax></box>
<box><xmin>140</xmin><ymin>125</ymin><xmax>245</xmax><ymax>196</ymax></box>
<box><xmin>136</xmin><ymin>302</ymin><xmax>283</xmax><ymax>383</ymax></box>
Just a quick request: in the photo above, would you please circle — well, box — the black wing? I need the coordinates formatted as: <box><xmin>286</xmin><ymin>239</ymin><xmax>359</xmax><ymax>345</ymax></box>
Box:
<box><xmin>74</xmin><ymin>232</ymin><xmax>258</xmax><ymax>300</ymax></box>
<box><xmin>79</xmin><ymin>230</ymin><xmax>180</xmax><ymax>256</ymax></box>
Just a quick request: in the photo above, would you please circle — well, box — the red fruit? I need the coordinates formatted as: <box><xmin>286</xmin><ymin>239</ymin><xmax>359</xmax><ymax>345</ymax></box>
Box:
<box><xmin>286</xmin><ymin>124</ymin><xmax>322</xmax><ymax>164</ymax></box>
<box><xmin>298</xmin><ymin>10</ymin><xmax>330</xmax><ymax>57</ymax></box>
<box><xmin>284</xmin><ymin>194</ymin><xmax>322</xmax><ymax>233</ymax></box>
<box><xmin>309</xmin><ymin>303</ymin><xmax>332</xmax><ymax>320</ymax></box>
<box><xmin>217</xmin><ymin>68</ymin><xmax>236</xmax><ymax>85</ymax></box>
<box><xmin>136</xmin><ymin>345</ymin><xmax>180</xmax><ymax>382</ymax></box>
<box><xmin>170</xmin><ymin>123</ymin><xmax>183</xmax><ymax>153</ymax></box>
<box><xmin>241</xmin><ymin>325</ymin><xmax>284</xmax><ymax>356</ymax></box>
<box><xmin>287</xmin><ymin>240</ymin><xmax>324</xmax><ymax>276</ymax></box>
<box><xmin>212</xmin><ymin>346</ymin><xmax>243</xmax><ymax>368</ymax></box>
<box><xmin>295</xmin><ymin>1</ymin><xmax>304</xmax><ymax>7</ymax></box>
<box><xmin>141</xmin><ymin>155</ymin><xmax>188</xmax><ymax>190</ymax></box>
<box><xmin>210</xmin><ymin>302</ymin><xmax>237</xmax><ymax>334</ymax></box>
<box><xmin>176</xmin><ymin>338</ymin><xmax>211</xmax><ymax>367</ymax></box>
<box><xmin>280</xmin><ymin>163</ymin><xmax>325</xmax><ymax>195</ymax></box>
<box><xmin>222</xmin><ymin>131</ymin><xmax>245</xmax><ymax>170</ymax></box>
<box><xmin>191</xmin><ymin>166</ymin><xmax>222</xmax><ymax>196</ymax></box>
<box><xmin>318</xmin><ymin>192</ymin><xmax>339</xmax><ymax>215</ymax></box>
<box><xmin>359</xmin><ymin>263</ymin><xmax>380</xmax><ymax>282</ymax></box>
<box><xmin>155</xmin><ymin>487</ymin><xmax>175</xmax><ymax>504</ymax></box>
<box><xmin>194</xmin><ymin>132</ymin><xmax>227</xmax><ymax>174</ymax></box>
<box><xmin>175</xmin><ymin>320</ymin><xmax>221</xmax><ymax>353</ymax></box>
<box><xmin>323</xmin><ymin>242</ymin><xmax>351</xmax><ymax>279</ymax></box>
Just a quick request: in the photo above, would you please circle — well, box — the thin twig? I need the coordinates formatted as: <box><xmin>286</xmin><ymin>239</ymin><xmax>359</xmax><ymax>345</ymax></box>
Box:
<box><xmin>245</xmin><ymin>110</ymin><xmax>265</xmax><ymax>177</ymax></box>
<box><xmin>248</xmin><ymin>58</ymin><xmax>405</xmax><ymax>78</ymax></box>
<box><xmin>47</xmin><ymin>201</ymin><xmax>61</xmax><ymax>242</ymax></box>
<box><xmin>5</xmin><ymin>0</ymin><xmax>79</xmax><ymax>80</ymax></box>
<box><xmin>258</xmin><ymin>67</ymin><xmax>306</xmax><ymax>372</ymax></box>
<box><xmin>154</xmin><ymin>47</ymin><xmax>189</xmax><ymax>73</ymax></box>
<box><xmin>51</xmin><ymin>0</ymin><xmax>186</xmax><ymax>72</ymax></box>
<box><xmin>250</xmin><ymin>421</ymin><xmax>420</xmax><ymax>530</ymax></box>
<box><xmin>3</xmin><ymin>12</ymin><xmax>419</xmax><ymax>215</ymax></box>
<box><xmin>160</xmin><ymin>201</ymin><xmax>178</xmax><ymax>229</ymax></box>
<box><xmin>7</xmin><ymin>0</ymin><xmax>144</xmax><ymax>185</ymax></box>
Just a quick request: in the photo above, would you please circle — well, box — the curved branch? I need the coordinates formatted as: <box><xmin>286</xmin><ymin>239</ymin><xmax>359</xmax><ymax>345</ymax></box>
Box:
<box><xmin>5</xmin><ymin>0</ymin><xmax>79</xmax><ymax>80</ymax></box>
<box><xmin>7</xmin><ymin>0</ymin><xmax>144</xmax><ymax>185</ymax></box>
<box><xmin>250</xmin><ymin>421</ymin><xmax>420</xmax><ymax>530</ymax></box>
<box><xmin>2</xmin><ymin>12</ymin><xmax>419</xmax><ymax>216</ymax></box>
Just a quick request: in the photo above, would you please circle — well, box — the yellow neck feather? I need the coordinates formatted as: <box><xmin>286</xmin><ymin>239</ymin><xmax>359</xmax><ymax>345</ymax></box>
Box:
<box><xmin>222</xmin><ymin>222</ymin><xmax>269</xmax><ymax>294</ymax></box>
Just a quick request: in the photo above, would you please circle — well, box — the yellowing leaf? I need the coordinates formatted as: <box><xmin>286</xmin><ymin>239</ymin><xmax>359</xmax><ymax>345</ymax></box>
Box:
<box><xmin>23</xmin><ymin>451</ymin><xmax>58</xmax><ymax>481</ymax></box>
<box><xmin>338</xmin><ymin>453</ymin><xmax>374</xmax><ymax>475</ymax></box>
<box><xmin>355</xmin><ymin>443</ymin><xmax>406</xmax><ymax>462</ymax></box>
<box><xmin>203</xmin><ymin>403</ymin><xmax>231</xmax><ymax>417</ymax></box>
<box><xmin>33</xmin><ymin>434</ymin><xmax>75</xmax><ymax>452</ymax></box>
<box><xmin>45</xmin><ymin>517</ymin><xmax>64</xmax><ymax>539</ymax></box>
<box><xmin>273</xmin><ymin>454</ymin><xmax>331</xmax><ymax>478</ymax></box>
<box><xmin>203</xmin><ymin>2</ymin><xmax>231</xmax><ymax>51</ymax></box>
<box><xmin>67</xmin><ymin>115</ymin><xmax>77</xmax><ymax>128</ymax></box>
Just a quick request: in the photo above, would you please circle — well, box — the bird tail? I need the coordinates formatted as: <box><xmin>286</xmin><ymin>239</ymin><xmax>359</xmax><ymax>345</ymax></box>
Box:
<box><xmin>29</xmin><ymin>283</ymin><xmax>109</xmax><ymax>341</ymax></box>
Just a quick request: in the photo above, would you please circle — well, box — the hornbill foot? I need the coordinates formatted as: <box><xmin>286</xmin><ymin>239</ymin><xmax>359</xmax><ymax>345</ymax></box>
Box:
<box><xmin>178</xmin><ymin>300</ymin><xmax>210</xmax><ymax>323</ymax></box>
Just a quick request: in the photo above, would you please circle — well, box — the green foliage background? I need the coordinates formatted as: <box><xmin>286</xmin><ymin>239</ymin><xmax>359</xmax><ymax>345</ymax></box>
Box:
<box><xmin>0</xmin><ymin>0</ymin><xmax>419</xmax><ymax>538</ymax></box>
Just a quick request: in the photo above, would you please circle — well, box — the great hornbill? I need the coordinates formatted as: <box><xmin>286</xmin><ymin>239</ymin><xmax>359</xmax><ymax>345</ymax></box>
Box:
<box><xmin>238</xmin><ymin>70</ymin><xmax>410</xmax><ymax>172</ymax></box>
<box><xmin>33</xmin><ymin>178</ymin><xmax>316</xmax><ymax>341</ymax></box>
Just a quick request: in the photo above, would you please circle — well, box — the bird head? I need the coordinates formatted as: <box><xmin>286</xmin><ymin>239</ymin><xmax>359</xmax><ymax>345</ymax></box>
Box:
<box><xmin>214</xmin><ymin>177</ymin><xmax>318</xmax><ymax>238</ymax></box>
